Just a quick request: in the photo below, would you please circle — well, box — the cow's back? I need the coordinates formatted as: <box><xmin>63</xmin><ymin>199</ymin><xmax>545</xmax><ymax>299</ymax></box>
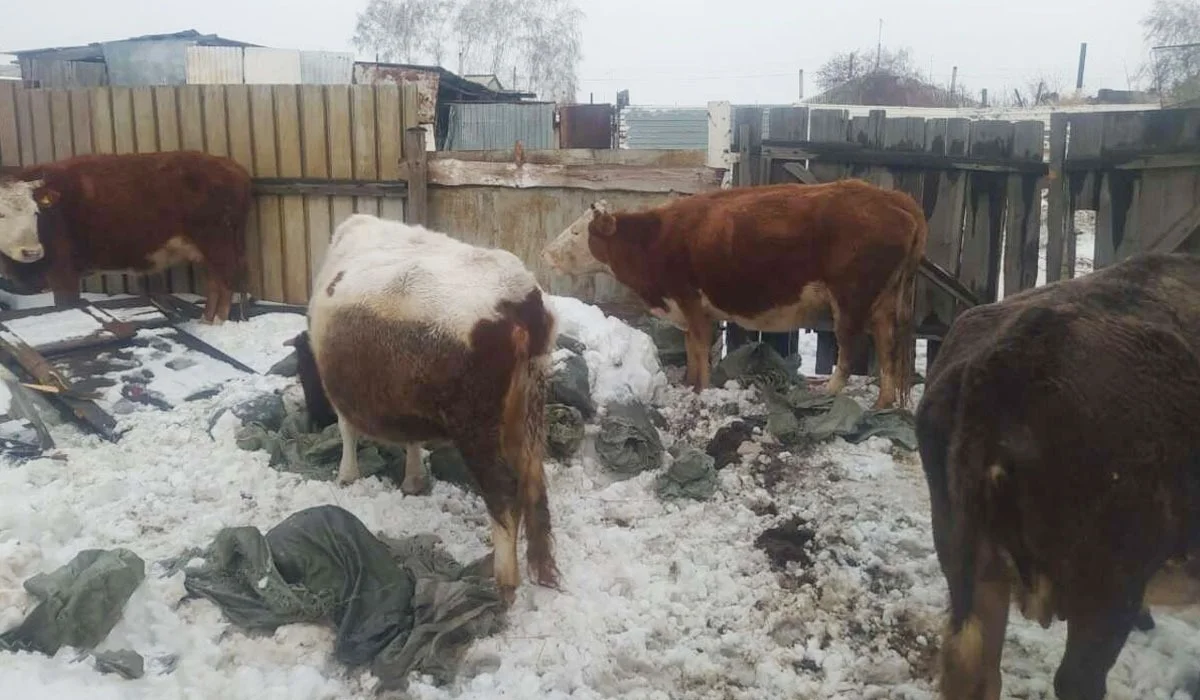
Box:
<box><xmin>34</xmin><ymin>151</ymin><xmax>251</xmax><ymax>268</ymax></box>
<box><xmin>651</xmin><ymin>180</ymin><xmax>925</xmax><ymax>315</ymax></box>
<box><xmin>308</xmin><ymin>214</ymin><xmax>553</xmax><ymax>445</ymax></box>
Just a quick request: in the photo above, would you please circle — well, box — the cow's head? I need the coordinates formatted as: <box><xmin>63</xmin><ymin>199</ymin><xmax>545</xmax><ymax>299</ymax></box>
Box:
<box><xmin>0</xmin><ymin>178</ymin><xmax>50</xmax><ymax>264</ymax></box>
<box><xmin>541</xmin><ymin>200</ymin><xmax>615</xmax><ymax>276</ymax></box>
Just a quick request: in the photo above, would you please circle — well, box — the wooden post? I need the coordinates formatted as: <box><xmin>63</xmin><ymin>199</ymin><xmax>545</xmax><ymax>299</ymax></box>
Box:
<box><xmin>1076</xmin><ymin>43</ymin><xmax>1088</xmax><ymax>90</ymax></box>
<box><xmin>403</xmin><ymin>127</ymin><xmax>428</xmax><ymax>226</ymax></box>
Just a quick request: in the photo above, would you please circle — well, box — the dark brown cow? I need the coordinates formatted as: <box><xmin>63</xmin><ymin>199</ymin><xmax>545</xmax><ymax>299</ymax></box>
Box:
<box><xmin>0</xmin><ymin>151</ymin><xmax>252</xmax><ymax>323</ymax></box>
<box><xmin>916</xmin><ymin>251</ymin><xmax>1200</xmax><ymax>700</ymax></box>
<box><xmin>309</xmin><ymin>213</ymin><xmax>559</xmax><ymax>605</ymax></box>
<box><xmin>541</xmin><ymin>179</ymin><xmax>928</xmax><ymax>409</ymax></box>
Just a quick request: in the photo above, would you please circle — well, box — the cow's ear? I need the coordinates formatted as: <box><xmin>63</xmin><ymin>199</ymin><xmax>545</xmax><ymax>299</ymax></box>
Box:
<box><xmin>589</xmin><ymin>212</ymin><xmax>617</xmax><ymax>238</ymax></box>
<box><xmin>34</xmin><ymin>187</ymin><xmax>60</xmax><ymax>209</ymax></box>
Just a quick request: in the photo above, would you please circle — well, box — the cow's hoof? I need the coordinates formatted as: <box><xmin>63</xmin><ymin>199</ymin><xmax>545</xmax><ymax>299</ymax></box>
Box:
<box><xmin>498</xmin><ymin>585</ymin><xmax>517</xmax><ymax>608</ymax></box>
<box><xmin>335</xmin><ymin>472</ymin><xmax>359</xmax><ymax>486</ymax></box>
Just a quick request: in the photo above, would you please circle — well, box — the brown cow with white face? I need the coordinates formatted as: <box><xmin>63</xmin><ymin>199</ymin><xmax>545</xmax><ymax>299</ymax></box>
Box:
<box><xmin>308</xmin><ymin>213</ymin><xmax>559</xmax><ymax>605</ymax></box>
<box><xmin>541</xmin><ymin>180</ymin><xmax>927</xmax><ymax>409</ymax></box>
<box><xmin>917</xmin><ymin>251</ymin><xmax>1200</xmax><ymax>700</ymax></box>
<box><xmin>0</xmin><ymin>151</ymin><xmax>251</xmax><ymax>323</ymax></box>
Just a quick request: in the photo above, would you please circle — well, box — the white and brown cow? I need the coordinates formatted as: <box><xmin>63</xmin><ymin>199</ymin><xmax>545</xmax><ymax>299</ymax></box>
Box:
<box><xmin>307</xmin><ymin>213</ymin><xmax>559</xmax><ymax>604</ymax></box>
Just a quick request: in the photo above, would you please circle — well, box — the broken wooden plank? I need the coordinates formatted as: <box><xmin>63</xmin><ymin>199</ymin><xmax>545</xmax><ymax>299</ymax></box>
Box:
<box><xmin>919</xmin><ymin>257</ymin><xmax>982</xmax><ymax>308</ymax></box>
<box><xmin>781</xmin><ymin>161</ymin><xmax>819</xmax><ymax>184</ymax></box>
<box><xmin>0</xmin><ymin>328</ymin><xmax>118</xmax><ymax>440</ymax></box>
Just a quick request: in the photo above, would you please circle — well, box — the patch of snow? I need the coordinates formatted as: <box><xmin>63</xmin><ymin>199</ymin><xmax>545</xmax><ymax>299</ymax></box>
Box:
<box><xmin>3</xmin><ymin>308</ymin><xmax>109</xmax><ymax>348</ymax></box>
<box><xmin>0</xmin><ymin>301</ymin><xmax>1198</xmax><ymax>700</ymax></box>
<box><xmin>0</xmin><ymin>291</ymin><xmax>139</xmax><ymax>312</ymax></box>
<box><xmin>546</xmin><ymin>294</ymin><xmax>667</xmax><ymax>406</ymax></box>
<box><xmin>179</xmin><ymin>313</ymin><xmax>306</xmax><ymax>375</ymax></box>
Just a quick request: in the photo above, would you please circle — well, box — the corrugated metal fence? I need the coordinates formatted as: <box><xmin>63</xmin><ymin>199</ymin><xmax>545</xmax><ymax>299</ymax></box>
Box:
<box><xmin>444</xmin><ymin>102</ymin><xmax>555</xmax><ymax>150</ymax></box>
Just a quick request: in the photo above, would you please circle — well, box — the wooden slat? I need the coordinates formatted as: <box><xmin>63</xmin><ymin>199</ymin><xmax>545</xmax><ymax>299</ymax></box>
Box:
<box><xmin>49</xmin><ymin>91</ymin><xmax>73</xmax><ymax>161</ymax></box>
<box><xmin>300</xmin><ymin>85</ymin><xmax>332</xmax><ymax>291</ymax></box>
<box><xmin>154</xmin><ymin>86</ymin><xmax>194</xmax><ymax>293</ymax></box>
<box><xmin>400</xmin><ymin>82</ymin><xmax>420</xmax><ymax>133</ymax></box>
<box><xmin>201</xmin><ymin>85</ymin><xmax>230</xmax><ymax>157</ymax></box>
<box><xmin>403</xmin><ymin>128</ymin><xmax>428</xmax><ymax>226</ymax></box>
<box><xmin>959</xmin><ymin>120</ymin><xmax>1014</xmax><ymax>304</ymax></box>
<box><xmin>1045</xmin><ymin>113</ymin><xmax>1070</xmax><ymax>283</ymax></box>
<box><xmin>89</xmin><ymin>89</ymin><xmax>127</xmax><ymax>295</ymax></box>
<box><xmin>1001</xmin><ymin>121</ymin><xmax>1046</xmax><ymax>296</ymax></box>
<box><xmin>176</xmin><ymin>85</ymin><xmax>209</xmax><ymax>298</ymax></box>
<box><xmin>326</xmin><ymin>85</ymin><xmax>355</xmax><ymax>241</ymax></box>
<box><xmin>0</xmin><ymin>83</ymin><xmax>19</xmax><ymax>168</ymax></box>
<box><xmin>250</xmin><ymin>85</ymin><xmax>284</xmax><ymax>302</ymax></box>
<box><xmin>68</xmin><ymin>90</ymin><xmax>93</xmax><ymax>155</ymax></box>
<box><xmin>376</xmin><ymin>84</ymin><xmax>404</xmax><ymax>221</ymax></box>
<box><xmin>350</xmin><ymin>85</ymin><xmax>379</xmax><ymax>216</ymax></box>
<box><xmin>274</xmin><ymin>85</ymin><xmax>307</xmax><ymax>304</ymax></box>
<box><xmin>30</xmin><ymin>90</ymin><xmax>54</xmax><ymax>164</ymax></box>
<box><xmin>15</xmin><ymin>88</ymin><xmax>34</xmax><ymax>166</ymax></box>
<box><xmin>110</xmin><ymin>88</ymin><xmax>135</xmax><ymax>155</ymax></box>
<box><xmin>916</xmin><ymin>118</ymin><xmax>969</xmax><ymax>330</ymax></box>
<box><xmin>131</xmin><ymin>87</ymin><xmax>157</xmax><ymax>154</ymax></box>
<box><xmin>225</xmin><ymin>85</ymin><xmax>262</xmax><ymax>298</ymax></box>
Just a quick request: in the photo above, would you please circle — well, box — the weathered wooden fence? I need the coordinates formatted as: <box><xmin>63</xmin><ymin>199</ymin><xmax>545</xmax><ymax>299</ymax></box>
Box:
<box><xmin>0</xmin><ymin>82</ymin><xmax>425</xmax><ymax>304</ymax></box>
<box><xmin>1047</xmin><ymin>108</ymin><xmax>1200</xmax><ymax>282</ymax></box>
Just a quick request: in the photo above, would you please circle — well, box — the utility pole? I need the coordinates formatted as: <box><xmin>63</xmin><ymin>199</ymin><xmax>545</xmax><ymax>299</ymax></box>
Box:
<box><xmin>1076</xmin><ymin>42</ymin><xmax>1088</xmax><ymax>90</ymax></box>
<box><xmin>981</xmin><ymin>88</ymin><xmax>988</xmax><ymax>107</ymax></box>
<box><xmin>875</xmin><ymin>19</ymin><xmax>883</xmax><ymax>70</ymax></box>
<box><xmin>950</xmin><ymin>65</ymin><xmax>958</xmax><ymax>95</ymax></box>
<box><xmin>798</xmin><ymin>69</ymin><xmax>804</xmax><ymax>100</ymax></box>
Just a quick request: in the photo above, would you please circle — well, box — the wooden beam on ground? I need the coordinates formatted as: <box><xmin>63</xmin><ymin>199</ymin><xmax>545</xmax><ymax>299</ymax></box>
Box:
<box><xmin>0</xmin><ymin>328</ymin><xmax>118</xmax><ymax>441</ymax></box>
<box><xmin>425</xmin><ymin>158</ymin><xmax>723</xmax><ymax>195</ymax></box>
<box><xmin>252</xmin><ymin>178</ymin><xmax>408</xmax><ymax>198</ymax></box>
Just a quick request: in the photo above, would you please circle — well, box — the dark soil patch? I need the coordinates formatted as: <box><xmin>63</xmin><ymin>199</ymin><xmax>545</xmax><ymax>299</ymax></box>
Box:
<box><xmin>706</xmin><ymin>418</ymin><xmax>765</xmax><ymax>470</ymax></box>
<box><xmin>755</xmin><ymin>515</ymin><xmax>816</xmax><ymax>571</ymax></box>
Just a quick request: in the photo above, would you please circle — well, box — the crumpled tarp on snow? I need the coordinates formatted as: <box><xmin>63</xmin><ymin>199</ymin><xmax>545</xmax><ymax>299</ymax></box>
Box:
<box><xmin>0</xmin><ymin>548</ymin><xmax>145</xmax><ymax>657</ymax></box>
<box><xmin>714</xmin><ymin>342</ymin><xmax>918</xmax><ymax>450</ymax></box>
<box><xmin>655</xmin><ymin>444</ymin><xmax>718</xmax><ymax>500</ymax></box>
<box><xmin>595</xmin><ymin>400</ymin><xmax>664</xmax><ymax>478</ymax></box>
<box><xmin>183</xmin><ymin>504</ymin><xmax>504</xmax><ymax>691</ymax></box>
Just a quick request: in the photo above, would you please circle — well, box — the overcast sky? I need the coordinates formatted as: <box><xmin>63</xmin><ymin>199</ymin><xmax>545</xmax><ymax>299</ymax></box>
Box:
<box><xmin>0</xmin><ymin>0</ymin><xmax>1157</xmax><ymax>106</ymax></box>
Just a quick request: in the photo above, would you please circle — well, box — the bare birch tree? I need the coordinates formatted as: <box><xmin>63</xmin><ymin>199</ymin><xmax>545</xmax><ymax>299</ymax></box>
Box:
<box><xmin>352</xmin><ymin>0</ymin><xmax>583</xmax><ymax>102</ymax></box>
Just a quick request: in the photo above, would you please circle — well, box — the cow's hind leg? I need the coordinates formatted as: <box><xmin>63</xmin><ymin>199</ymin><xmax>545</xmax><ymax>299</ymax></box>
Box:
<box><xmin>823</xmin><ymin>297</ymin><xmax>866</xmax><ymax>397</ymax></box>
<box><xmin>940</xmin><ymin>541</ymin><xmax>1011</xmax><ymax>700</ymax></box>
<box><xmin>1053</xmin><ymin>601</ymin><xmax>1139</xmax><ymax>700</ymax></box>
<box><xmin>869</xmin><ymin>291</ymin><xmax>900</xmax><ymax>410</ymax></box>
<box><xmin>335</xmin><ymin>411</ymin><xmax>361</xmax><ymax>485</ymax></box>
<box><xmin>400</xmin><ymin>443</ymin><xmax>431</xmax><ymax>495</ymax></box>
<box><xmin>201</xmin><ymin>276</ymin><xmax>230</xmax><ymax>325</ymax></box>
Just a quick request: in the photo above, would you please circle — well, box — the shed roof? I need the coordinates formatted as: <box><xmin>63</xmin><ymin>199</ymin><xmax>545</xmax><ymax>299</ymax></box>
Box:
<box><xmin>6</xmin><ymin>29</ymin><xmax>258</xmax><ymax>60</ymax></box>
<box><xmin>356</xmin><ymin>61</ymin><xmax>535</xmax><ymax>101</ymax></box>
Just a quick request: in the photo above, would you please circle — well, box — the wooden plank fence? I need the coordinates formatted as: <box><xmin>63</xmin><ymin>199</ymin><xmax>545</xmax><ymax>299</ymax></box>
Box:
<box><xmin>0</xmin><ymin>82</ymin><xmax>424</xmax><ymax>305</ymax></box>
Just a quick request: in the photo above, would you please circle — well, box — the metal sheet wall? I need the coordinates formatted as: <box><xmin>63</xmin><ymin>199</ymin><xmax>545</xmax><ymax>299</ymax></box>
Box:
<box><xmin>445</xmin><ymin>102</ymin><xmax>555</xmax><ymax>150</ymax></box>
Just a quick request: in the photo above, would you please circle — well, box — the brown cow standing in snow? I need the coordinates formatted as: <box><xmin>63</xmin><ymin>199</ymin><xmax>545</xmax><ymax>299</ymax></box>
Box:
<box><xmin>307</xmin><ymin>213</ymin><xmax>559</xmax><ymax>605</ymax></box>
<box><xmin>917</xmin><ymin>252</ymin><xmax>1200</xmax><ymax>700</ymax></box>
<box><xmin>0</xmin><ymin>151</ymin><xmax>251</xmax><ymax>323</ymax></box>
<box><xmin>540</xmin><ymin>179</ymin><xmax>927</xmax><ymax>409</ymax></box>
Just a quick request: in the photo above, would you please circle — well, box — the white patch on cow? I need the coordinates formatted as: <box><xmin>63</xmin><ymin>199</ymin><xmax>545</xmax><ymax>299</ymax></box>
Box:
<box><xmin>697</xmin><ymin>283</ymin><xmax>831</xmax><ymax>332</ymax></box>
<box><xmin>649</xmin><ymin>298</ymin><xmax>690</xmax><ymax>330</ymax></box>
<box><xmin>0</xmin><ymin>179</ymin><xmax>46</xmax><ymax>263</ymax></box>
<box><xmin>541</xmin><ymin>200</ymin><xmax>611</xmax><ymax>276</ymax></box>
<box><xmin>311</xmin><ymin>214</ymin><xmax>546</xmax><ymax>347</ymax></box>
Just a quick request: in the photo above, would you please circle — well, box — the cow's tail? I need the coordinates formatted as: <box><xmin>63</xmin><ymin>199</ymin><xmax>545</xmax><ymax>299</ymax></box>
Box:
<box><xmin>501</xmin><ymin>324</ymin><xmax>559</xmax><ymax>590</ymax></box>
<box><xmin>890</xmin><ymin>196</ymin><xmax>928</xmax><ymax>410</ymax></box>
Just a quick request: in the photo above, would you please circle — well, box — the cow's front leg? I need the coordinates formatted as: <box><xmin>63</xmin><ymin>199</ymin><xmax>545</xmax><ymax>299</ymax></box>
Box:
<box><xmin>400</xmin><ymin>442</ymin><xmax>431</xmax><ymax>495</ymax></box>
<box><xmin>335</xmin><ymin>412</ymin><xmax>361</xmax><ymax>485</ymax></box>
<box><xmin>682</xmin><ymin>305</ymin><xmax>715</xmax><ymax>391</ymax></box>
<box><xmin>48</xmin><ymin>269</ymin><xmax>82</xmax><ymax>308</ymax></box>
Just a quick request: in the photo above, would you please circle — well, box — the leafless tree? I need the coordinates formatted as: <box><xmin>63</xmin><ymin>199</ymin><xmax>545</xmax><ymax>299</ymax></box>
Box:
<box><xmin>1140</xmin><ymin>0</ymin><xmax>1200</xmax><ymax>101</ymax></box>
<box><xmin>352</xmin><ymin>0</ymin><xmax>583</xmax><ymax>102</ymax></box>
<box><xmin>814</xmin><ymin>46</ymin><xmax>919</xmax><ymax>90</ymax></box>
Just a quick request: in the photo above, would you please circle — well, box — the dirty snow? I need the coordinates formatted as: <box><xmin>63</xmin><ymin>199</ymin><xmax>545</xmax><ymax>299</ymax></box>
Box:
<box><xmin>1</xmin><ymin>294</ymin><xmax>1199</xmax><ymax>700</ymax></box>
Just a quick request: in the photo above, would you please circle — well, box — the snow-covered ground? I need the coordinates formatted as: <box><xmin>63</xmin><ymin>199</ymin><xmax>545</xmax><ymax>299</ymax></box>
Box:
<box><xmin>3</xmin><ymin>244</ymin><xmax>1199</xmax><ymax>700</ymax></box>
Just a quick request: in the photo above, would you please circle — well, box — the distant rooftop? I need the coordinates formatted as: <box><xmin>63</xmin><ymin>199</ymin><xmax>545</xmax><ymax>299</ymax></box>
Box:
<box><xmin>6</xmin><ymin>29</ymin><xmax>258</xmax><ymax>60</ymax></box>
